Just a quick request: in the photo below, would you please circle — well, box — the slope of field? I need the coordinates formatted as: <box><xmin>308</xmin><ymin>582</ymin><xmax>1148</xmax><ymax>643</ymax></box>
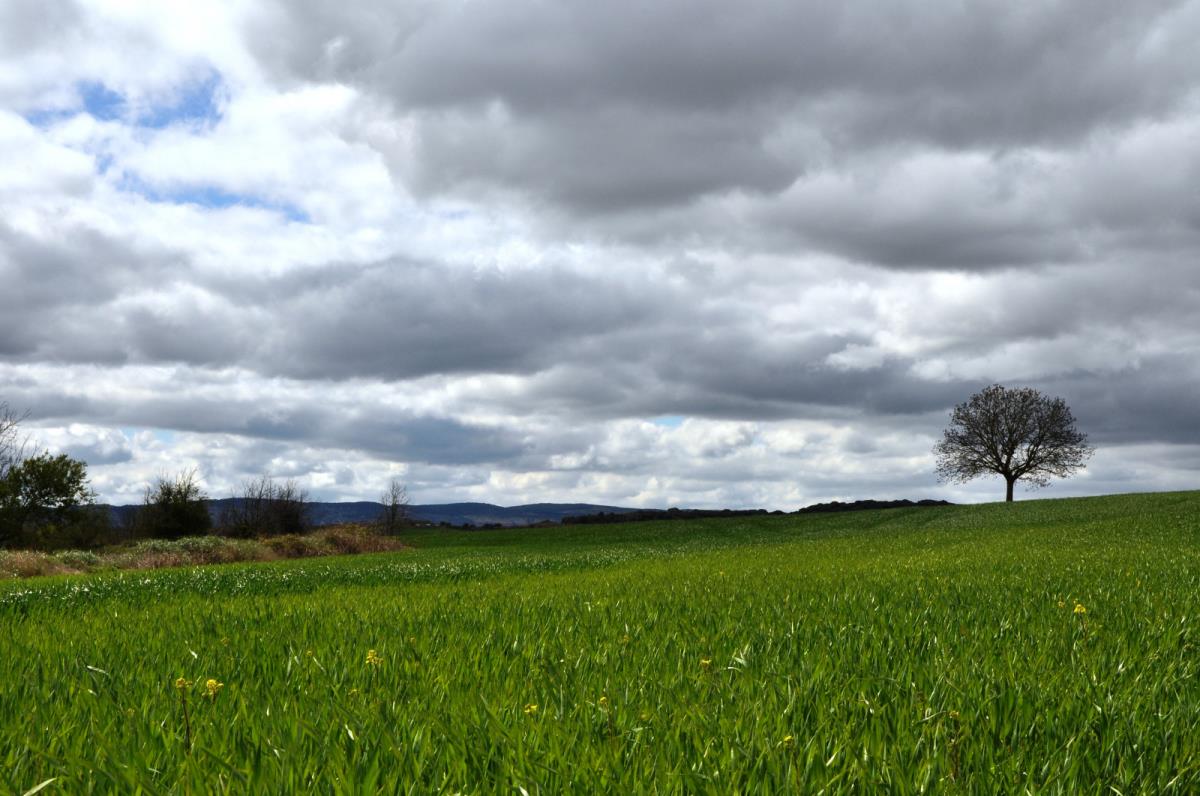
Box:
<box><xmin>3</xmin><ymin>491</ymin><xmax>1199</xmax><ymax>793</ymax></box>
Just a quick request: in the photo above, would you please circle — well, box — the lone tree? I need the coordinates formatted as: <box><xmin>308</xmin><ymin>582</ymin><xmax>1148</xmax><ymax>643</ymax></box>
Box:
<box><xmin>934</xmin><ymin>384</ymin><xmax>1094</xmax><ymax>502</ymax></box>
<box><xmin>376</xmin><ymin>478</ymin><xmax>410</xmax><ymax>536</ymax></box>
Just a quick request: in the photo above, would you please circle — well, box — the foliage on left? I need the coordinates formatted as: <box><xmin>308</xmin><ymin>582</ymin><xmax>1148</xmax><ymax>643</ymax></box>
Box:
<box><xmin>0</xmin><ymin>451</ymin><xmax>107</xmax><ymax>549</ymax></box>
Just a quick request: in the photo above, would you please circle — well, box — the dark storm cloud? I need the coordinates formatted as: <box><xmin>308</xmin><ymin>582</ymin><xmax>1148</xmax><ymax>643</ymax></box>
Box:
<box><xmin>59</xmin><ymin>435</ymin><xmax>133</xmax><ymax>466</ymax></box>
<box><xmin>251</xmin><ymin>0</ymin><xmax>1200</xmax><ymax>216</ymax></box>
<box><xmin>511</xmin><ymin>357</ymin><xmax>977</xmax><ymax>423</ymax></box>
<box><xmin>0</xmin><ymin>222</ymin><xmax>133</xmax><ymax>314</ymax></box>
<box><xmin>259</xmin><ymin>260</ymin><xmax>684</xmax><ymax>379</ymax></box>
<box><xmin>0</xmin><ymin>0</ymin><xmax>79</xmax><ymax>59</ymax></box>
<box><xmin>6</xmin><ymin>238</ymin><xmax>1199</xmax><ymax>437</ymax></box>
<box><xmin>408</xmin><ymin>106</ymin><xmax>797</xmax><ymax>212</ymax></box>
<box><xmin>14</xmin><ymin>381</ymin><xmax>528</xmax><ymax>467</ymax></box>
<box><xmin>0</xmin><ymin>220</ymin><xmax>183</xmax><ymax>360</ymax></box>
<box><xmin>1042</xmin><ymin>357</ymin><xmax>1200</xmax><ymax>446</ymax></box>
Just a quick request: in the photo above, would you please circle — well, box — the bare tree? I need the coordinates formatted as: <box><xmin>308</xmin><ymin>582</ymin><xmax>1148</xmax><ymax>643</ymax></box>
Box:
<box><xmin>934</xmin><ymin>384</ymin><xmax>1094</xmax><ymax>502</ymax></box>
<box><xmin>377</xmin><ymin>478</ymin><xmax>410</xmax><ymax>535</ymax></box>
<box><xmin>219</xmin><ymin>476</ymin><xmax>311</xmax><ymax>537</ymax></box>
<box><xmin>271</xmin><ymin>478</ymin><xmax>311</xmax><ymax>535</ymax></box>
<box><xmin>0</xmin><ymin>402</ymin><xmax>30</xmax><ymax>481</ymax></box>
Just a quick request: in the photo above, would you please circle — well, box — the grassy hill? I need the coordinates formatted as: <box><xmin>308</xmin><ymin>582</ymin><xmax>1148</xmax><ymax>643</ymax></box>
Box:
<box><xmin>3</xmin><ymin>491</ymin><xmax>1199</xmax><ymax>792</ymax></box>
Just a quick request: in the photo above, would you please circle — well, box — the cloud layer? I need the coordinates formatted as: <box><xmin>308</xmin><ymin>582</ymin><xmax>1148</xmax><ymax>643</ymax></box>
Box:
<box><xmin>2</xmin><ymin>0</ymin><xmax>1199</xmax><ymax>507</ymax></box>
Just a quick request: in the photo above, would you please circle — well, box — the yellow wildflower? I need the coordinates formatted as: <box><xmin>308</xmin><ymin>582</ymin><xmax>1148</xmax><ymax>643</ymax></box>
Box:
<box><xmin>174</xmin><ymin>677</ymin><xmax>193</xmax><ymax>691</ymax></box>
<box><xmin>700</xmin><ymin>658</ymin><xmax>712</xmax><ymax>671</ymax></box>
<box><xmin>598</xmin><ymin>695</ymin><xmax>609</xmax><ymax>709</ymax></box>
<box><xmin>782</xmin><ymin>735</ymin><xmax>795</xmax><ymax>749</ymax></box>
<box><xmin>204</xmin><ymin>679</ymin><xmax>224</xmax><ymax>699</ymax></box>
<box><xmin>1074</xmin><ymin>603</ymin><xmax>1087</xmax><ymax>615</ymax></box>
<box><xmin>1057</xmin><ymin>600</ymin><xmax>1065</xmax><ymax>608</ymax></box>
<box><xmin>366</xmin><ymin>649</ymin><xmax>383</xmax><ymax>667</ymax></box>
<box><xmin>524</xmin><ymin>703</ymin><xmax>538</xmax><ymax>716</ymax></box>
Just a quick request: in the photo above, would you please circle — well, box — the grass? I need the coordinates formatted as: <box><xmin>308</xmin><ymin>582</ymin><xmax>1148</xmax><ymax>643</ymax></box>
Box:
<box><xmin>2</xmin><ymin>490</ymin><xmax>1199</xmax><ymax>793</ymax></box>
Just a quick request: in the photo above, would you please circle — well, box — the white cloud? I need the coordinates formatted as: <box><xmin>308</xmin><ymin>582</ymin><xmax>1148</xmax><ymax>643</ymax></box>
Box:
<box><xmin>1</xmin><ymin>0</ymin><xmax>1198</xmax><ymax>509</ymax></box>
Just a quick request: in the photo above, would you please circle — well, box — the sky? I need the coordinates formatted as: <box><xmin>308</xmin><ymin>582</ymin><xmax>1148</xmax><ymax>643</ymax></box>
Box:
<box><xmin>2</xmin><ymin>0</ymin><xmax>1198</xmax><ymax>508</ymax></box>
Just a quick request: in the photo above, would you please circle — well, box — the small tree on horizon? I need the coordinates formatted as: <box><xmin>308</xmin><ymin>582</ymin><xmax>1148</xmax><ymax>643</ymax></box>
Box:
<box><xmin>377</xmin><ymin>478</ymin><xmax>410</xmax><ymax>536</ymax></box>
<box><xmin>139</xmin><ymin>470</ymin><xmax>212</xmax><ymax>540</ymax></box>
<box><xmin>934</xmin><ymin>384</ymin><xmax>1094</xmax><ymax>502</ymax></box>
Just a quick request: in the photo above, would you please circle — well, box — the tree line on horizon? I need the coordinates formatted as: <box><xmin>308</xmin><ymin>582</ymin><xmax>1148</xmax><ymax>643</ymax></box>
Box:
<box><xmin>0</xmin><ymin>405</ymin><xmax>410</xmax><ymax>550</ymax></box>
<box><xmin>1</xmin><ymin>383</ymin><xmax>1092</xmax><ymax>550</ymax></box>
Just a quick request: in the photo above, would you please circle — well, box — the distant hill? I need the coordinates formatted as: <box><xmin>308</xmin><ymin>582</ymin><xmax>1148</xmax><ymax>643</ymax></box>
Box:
<box><xmin>562</xmin><ymin>499</ymin><xmax>953</xmax><ymax>524</ymax></box>
<box><xmin>103</xmin><ymin>499</ymin><xmax>639</xmax><ymax>529</ymax></box>
<box><xmin>103</xmin><ymin>497</ymin><xmax>953</xmax><ymax>530</ymax></box>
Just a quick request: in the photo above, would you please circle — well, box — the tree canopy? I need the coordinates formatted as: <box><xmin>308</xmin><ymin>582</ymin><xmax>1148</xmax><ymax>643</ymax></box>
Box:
<box><xmin>934</xmin><ymin>384</ymin><xmax>1094</xmax><ymax>502</ymax></box>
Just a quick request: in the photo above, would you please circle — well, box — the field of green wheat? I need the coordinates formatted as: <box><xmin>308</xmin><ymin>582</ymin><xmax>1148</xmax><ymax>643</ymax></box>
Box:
<box><xmin>3</xmin><ymin>490</ymin><xmax>1199</xmax><ymax>794</ymax></box>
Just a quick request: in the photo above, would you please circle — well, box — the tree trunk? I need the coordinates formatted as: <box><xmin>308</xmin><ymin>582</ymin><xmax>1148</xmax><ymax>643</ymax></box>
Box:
<box><xmin>1005</xmin><ymin>476</ymin><xmax>1016</xmax><ymax>502</ymax></box>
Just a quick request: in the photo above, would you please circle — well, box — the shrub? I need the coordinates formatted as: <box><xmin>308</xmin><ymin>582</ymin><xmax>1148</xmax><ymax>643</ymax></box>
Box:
<box><xmin>54</xmin><ymin>549</ymin><xmax>101</xmax><ymax>569</ymax></box>
<box><xmin>263</xmin><ymin>534</ymin><xmax>325</xmax><ymax>558</ymax></box>
<box><xmin>138</xmin><ymin>471</ymin><xmax>212</xmax><ymax>540</ymax></box>
<box><xmin>323</xmin><ymin>525</ymin><xmax>406</xmax><ymax>555</ymax></box>
<box><xmin>0</xmin><ymin>550</ymin><xmax>71</xmax><ymax>578</ymax></box>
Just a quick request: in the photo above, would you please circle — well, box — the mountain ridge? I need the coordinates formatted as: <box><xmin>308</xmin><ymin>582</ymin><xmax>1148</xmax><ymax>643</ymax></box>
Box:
<box><xmin>103</xmin><ymin>499</ymin><xmax>638</xmax><ymax>529</ymax></box>
<box><xmin>101</xmin><ymin>497</ymin><xmax>954</xmax><ymax>529</ymax></box>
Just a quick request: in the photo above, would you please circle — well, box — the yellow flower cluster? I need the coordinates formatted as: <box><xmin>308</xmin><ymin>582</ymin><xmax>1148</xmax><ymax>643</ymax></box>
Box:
<box><xmin>700</xmin><ymin>658</ymin><xmax>712</xmax><ymax>671</ymax></box>
<box><xmin>204</xmin><ymin>679</ymin><xmax>224</xmax><ymax>699</ymax></box>
<box><xmin>366</xmin><ymin>649</ymin><xmax>383</xmax><ymax>667</ymax></box>
<box><xmin>174</xmin><ymin>677</ymin><xmax>193</xmax><ymax>691</ymax></box>
<box><xmin>523</xmin><ymin>703</ymin><xmax>538</xmax><ymax>716</ymax></box>
<box><xmin>1074</xmin><ymin>603</ymin><xmax>1087</xmax><ymax>615</ymax></box>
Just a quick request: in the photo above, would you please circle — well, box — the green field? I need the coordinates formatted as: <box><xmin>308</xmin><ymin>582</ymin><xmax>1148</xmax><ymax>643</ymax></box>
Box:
<box><xmin>3</xmin><ymin>491</ymin><xmax>1200</xmax><ymax>794</ymax></box>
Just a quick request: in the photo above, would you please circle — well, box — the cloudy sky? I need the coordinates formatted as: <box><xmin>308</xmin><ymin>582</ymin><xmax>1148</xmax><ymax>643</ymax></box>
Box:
<box><xmin>2</xmin><ymin>0</ymin><xmax>1198</xmax><ymax>508</ymax></box>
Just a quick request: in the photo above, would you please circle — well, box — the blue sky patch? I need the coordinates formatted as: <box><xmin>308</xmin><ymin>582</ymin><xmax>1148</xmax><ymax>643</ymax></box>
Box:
<box><xmin>652</xmin><ymin>415</ymin><xmax>685</xmax><ymax>428</ymax></box>
<box><xmin>24</xmin><ymin>72</ymin><xmax>224</xmax><ymax>130</ymax></box>
<box><xmin>138</xmin><ymin>71</ymin><xmax>223</xmax><ymax>128</ymax></box>
<box><xmin>81</xmin><ymin>81</ymin><xmax>125</xmax><ymax>121</ymax></box>
<box><xmin>21</xmin><ymin>82</ymin><xmax>122</xmax><ymax>127</ymax></box>
<box><xmin>119</xmin><ymin>175</ymin><xmax>310</xmax><ymax>223</ymax></box>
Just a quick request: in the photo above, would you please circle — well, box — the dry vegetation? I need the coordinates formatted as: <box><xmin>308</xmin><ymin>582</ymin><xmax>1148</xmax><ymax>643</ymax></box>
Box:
<box><xmin>0</xmin><ymin>523</ymin><xmax>406</xmax><ymax>579</ymax></box>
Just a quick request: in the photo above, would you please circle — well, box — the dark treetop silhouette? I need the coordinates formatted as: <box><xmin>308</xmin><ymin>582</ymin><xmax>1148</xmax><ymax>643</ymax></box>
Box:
<box><xmin>934</xmin><ymin>384</ymin><xmax>1094</xmax><ymax>502</ymax></box>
